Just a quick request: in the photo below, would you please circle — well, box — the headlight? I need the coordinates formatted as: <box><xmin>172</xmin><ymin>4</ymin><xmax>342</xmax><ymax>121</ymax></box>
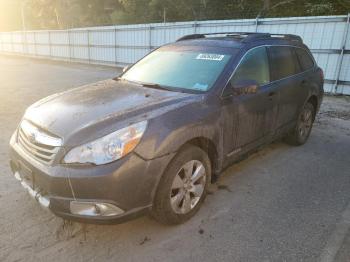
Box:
<box><xmin>63</xmin><ymin>121</ymin><xmax>147</xmax><ymax>165</ymax></box>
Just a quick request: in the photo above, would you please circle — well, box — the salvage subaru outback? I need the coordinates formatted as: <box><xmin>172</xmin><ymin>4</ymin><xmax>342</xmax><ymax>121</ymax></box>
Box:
<box><xmin>9</xmin><ymin>32</ymin><xmax>324</xmax><ymax>224</ymax></box>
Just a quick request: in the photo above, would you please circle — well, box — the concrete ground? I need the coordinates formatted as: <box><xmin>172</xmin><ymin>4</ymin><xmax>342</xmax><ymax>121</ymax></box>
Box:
<box><xmin>0</xmin><ymin>55</ymin><xmax>349</xmax><ymax>262</ymax></box>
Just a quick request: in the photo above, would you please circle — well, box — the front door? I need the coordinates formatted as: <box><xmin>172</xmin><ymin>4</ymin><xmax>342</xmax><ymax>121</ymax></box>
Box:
<box><xmin>223</xmin><ymin>46</ymin><xmax>278</xmax><ymax>158</ymax></box>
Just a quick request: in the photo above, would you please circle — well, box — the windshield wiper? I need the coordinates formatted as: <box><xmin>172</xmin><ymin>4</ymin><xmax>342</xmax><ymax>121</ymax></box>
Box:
<box><xmin>131</xmin><ymin>80</ymin><xmax>178</xmax><ymax>92</ymax></box>
<box><xmin>140</xmin><ymin>82</ymin><xmax>170</xmax><ymax>91</ymax></box>
<box><xmin>115</xmin><ymin>78</ymin><xmax>182</xmax><ymax>92</ymax></box>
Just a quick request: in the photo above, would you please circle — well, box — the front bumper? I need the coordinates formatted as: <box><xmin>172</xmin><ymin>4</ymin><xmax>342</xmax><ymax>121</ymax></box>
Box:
<box><xmin>9</xmin><ymin>135</ymin><xmax>174</xmax><ymax>224</ymax></box>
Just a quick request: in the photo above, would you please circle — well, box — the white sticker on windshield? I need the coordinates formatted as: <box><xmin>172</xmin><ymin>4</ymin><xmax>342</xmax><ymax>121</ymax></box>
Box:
<box><xmin>196</xmin><ymin>53</ymin><xmax>225</xmax><ymax>61</ymax></box>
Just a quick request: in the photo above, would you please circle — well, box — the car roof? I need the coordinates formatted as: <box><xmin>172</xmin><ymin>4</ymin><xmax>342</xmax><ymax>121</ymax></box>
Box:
<box><xmin>168</xmin><ymin>32</ymin><xmax>308</xmax><ymax>50</ymax></box>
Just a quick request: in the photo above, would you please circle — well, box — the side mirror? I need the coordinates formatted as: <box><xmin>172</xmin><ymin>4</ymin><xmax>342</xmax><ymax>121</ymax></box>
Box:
<box><xmin>231</xmin><ymin>80</ymin><xmax>259</xmax><ymax>95</ymax></box>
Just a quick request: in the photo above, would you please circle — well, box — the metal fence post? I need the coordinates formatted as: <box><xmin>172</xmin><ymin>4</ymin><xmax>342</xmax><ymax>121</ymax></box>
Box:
<box><xmin>333</xmin><ymin>13</ymin><xmax>350</xmax><ymax>94</ymax></box>
<box><xmin>193</xmin><ymin>21</ymin><xmax>198</xmax><ymax>34</ymax></box>
<box><xmin>48</xmin><ymin>31</ymin><xmax>52</xmax><ymax>57</ymax></box>
<box><xmin>87</xmin><ymin>30</ymin><xmax>91</xmax><ymax>63</ymax></box>
<box><xmin>114</xmin><ymin>28</ymin><xmax>117</xmax><ymax>65</ymax></box>
<box><xmin>149</xmin><ymin>25</ymin><xmax>153</xmax><ymax>51</ymax></box>
<box><xmin>163</xmin><ymin>23</ymin><xmax>166</xmax><ymax>44</ymax></box>
<box><xmin>68</xmin><ymin>30</ymin><xmax>72</xmax><ymax>61</ymax></box>
<box><xmin>11</xmin><ymin>32</ymin><xmax>14</xmax><ymax>53</ymax></box>
<box><xmin>255</xmin><ymin>16</ymin><xmax>259</xmax><ymax>32</ymax></box>
<box><xmin>0</xmin><ymin>33</ymin><xmax>2</xmax><ymax>52</ymax></box>
<box><xmin>23</xmin><ymin>31</ymin><xmax>27</xmax><ymax>54</ymax></box>
<box><xmin>34</xmin><ymin>31</ymin><xmax>37</xmax><ymax>56</ymax></box>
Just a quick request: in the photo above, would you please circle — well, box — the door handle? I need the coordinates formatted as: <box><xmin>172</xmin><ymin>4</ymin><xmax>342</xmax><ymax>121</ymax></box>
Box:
<box><xmin>301</xmin><ymin>79</ymin><xmax>308</xmax><ymax>86</ymax></box>
<box><xmin>268</xmin><ymin>91</ymin><xmax>276</xmax><ymax>100</ymax></box>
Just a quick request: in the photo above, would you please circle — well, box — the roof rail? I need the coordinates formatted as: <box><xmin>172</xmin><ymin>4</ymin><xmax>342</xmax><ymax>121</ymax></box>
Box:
<box><xmin>176</xmin><ymin>34</ymin><xmax>206</xmax><ymax>41</ymax></box>
<box><xmin>268</xmin><ymin>34</ymin><xmax>303</xmax><ymax>43</ymax></box>
<box><xmin>176</xmin><ymin>32</ymin><xmax>303</xmax><ymax>43</ymax></box>
<box><xmin>176</xmin><ymin>32</ymin><xmax>256</xmax><ymax>42</ymax></box>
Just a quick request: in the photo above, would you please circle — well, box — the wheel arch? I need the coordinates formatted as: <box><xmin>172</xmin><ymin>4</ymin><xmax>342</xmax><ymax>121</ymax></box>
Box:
<box><xmin>152</xmin><ymin>136</ymin><xmax>220</xmax><ymax>201</ymax></box>
<box><xmin>307</xmin><ymin>95</ymin><xmax>318</xmax><ymax>120</ymax></box>
<box><xmin>183</xmin><ymin>137</ymin><xmax>219</xmax><ymax>178</ymax></box>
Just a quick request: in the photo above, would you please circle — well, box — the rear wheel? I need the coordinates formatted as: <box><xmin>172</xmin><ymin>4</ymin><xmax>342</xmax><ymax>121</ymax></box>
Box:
<box><xmin>285</xmin><ymin>101</ymin><xmax>315</xmax><ymax>146</ymax></box>
<box><xmin>151</xmin><ymin>145</ymin><xmax>211</xmax><ymax>225</ymax></box>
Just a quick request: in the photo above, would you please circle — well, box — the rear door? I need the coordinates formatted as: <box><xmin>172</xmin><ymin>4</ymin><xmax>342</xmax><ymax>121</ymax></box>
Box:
<box><xmin>268</xmin><ymin>46</ymin><xmax>308</xmax><ymax>130</ymax></box>
<box><xmin>294</xmin><ymin>47</ymin><xmax>317</xmax><ymax>98</ymax></box>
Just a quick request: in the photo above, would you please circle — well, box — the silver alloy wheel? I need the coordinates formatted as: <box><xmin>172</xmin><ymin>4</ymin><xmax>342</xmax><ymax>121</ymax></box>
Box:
<box><xmin>299</xmin><ymin>106</ymin><xmax>313</xmax><ymax>139</ymax></box>
<box><xmin>170</xmin><ymin>160</ymin><xmax>206</xmax><ymax>214</ymax></box>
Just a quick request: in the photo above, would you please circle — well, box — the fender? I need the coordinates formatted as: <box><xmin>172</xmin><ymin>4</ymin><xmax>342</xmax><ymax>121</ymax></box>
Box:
<box><xmin>134</xmin><ymin>101</ymin><xmax>225</xmax><ymax>174</ymax></box>
<box><xmin>136</xmin><ymin>121</ymin><xmax>222</xmax><ymax>157</ymax></box>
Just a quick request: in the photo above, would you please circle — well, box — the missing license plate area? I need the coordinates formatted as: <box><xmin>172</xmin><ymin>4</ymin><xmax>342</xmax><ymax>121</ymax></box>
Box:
<box><xmin>18</xmin><ymin>161</ymin><xmax>34</xmax><ymax>189</ymax></box>
<box><xmin>13</xmin><ymin>168</ymin><xmax>50</xmax><ymax>209</ymax></box>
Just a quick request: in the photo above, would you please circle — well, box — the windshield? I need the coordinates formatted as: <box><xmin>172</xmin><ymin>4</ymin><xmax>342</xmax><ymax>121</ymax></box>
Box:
<box><xmin>121</xmin><ymin>49</ymin><xmax>232</xmax><ymax>92</ymax></box>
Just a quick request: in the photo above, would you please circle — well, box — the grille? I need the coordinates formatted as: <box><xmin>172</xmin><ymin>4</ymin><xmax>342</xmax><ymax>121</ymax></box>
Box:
<box><xmin>17</xmin><ymin>123</ymin><xmax>61</xmax><ymax>164</ymax></box>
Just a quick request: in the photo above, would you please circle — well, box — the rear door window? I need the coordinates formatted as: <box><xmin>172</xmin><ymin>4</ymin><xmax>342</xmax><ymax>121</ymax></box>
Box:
<box><xmin>268</xmin><ymin>46</ymin><xmax>298</xmax><ymax>81</ymax></box>
<box><xmin>295</xmin><ymin>48</ymin><xmax>314</xmax><ymax>71</ymax></box>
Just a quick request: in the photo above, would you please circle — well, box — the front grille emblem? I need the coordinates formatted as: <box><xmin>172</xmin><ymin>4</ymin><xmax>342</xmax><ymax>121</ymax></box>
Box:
<box><xmin>28</xmin><ymin>132</ymin><xmax>37</xmax><ymax>144</ymax></box>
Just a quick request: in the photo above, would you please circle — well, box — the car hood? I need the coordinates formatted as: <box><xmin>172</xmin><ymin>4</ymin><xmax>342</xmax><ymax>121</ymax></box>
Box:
<box><xmin>24</xmin><ymin>79</ymin><xmax>196</xmax><ymax>144</ymax></box>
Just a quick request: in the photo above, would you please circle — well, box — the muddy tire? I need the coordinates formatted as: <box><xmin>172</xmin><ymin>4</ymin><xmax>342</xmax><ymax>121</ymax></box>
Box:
<box><xmin>285</xmin><ymin>101</ymin><xmax>315</xmax><ymax>146</ymax></box>
<box><xmin>151</xmin><ymin>145</ymin><xmax>211</xmax><ymax>225</ymax></box>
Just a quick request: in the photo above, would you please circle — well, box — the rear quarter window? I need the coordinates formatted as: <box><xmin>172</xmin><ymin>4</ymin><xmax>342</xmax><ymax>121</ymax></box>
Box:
<box><xmin>295</xmin><ymin>48</ymin><xmax>315</xmax><ymax>71</ymax></box>
<box><xmin>268</xmin><ymin>46</ymin><xmax>298</xmax><ymax>81</ymax></box>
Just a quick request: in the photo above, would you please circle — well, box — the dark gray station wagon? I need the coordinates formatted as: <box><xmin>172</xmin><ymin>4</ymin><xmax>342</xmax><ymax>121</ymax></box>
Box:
<box><xmin>9</xmin><ymin>32</ymin><xmax>324</xmax><ymax>224</ymax></box>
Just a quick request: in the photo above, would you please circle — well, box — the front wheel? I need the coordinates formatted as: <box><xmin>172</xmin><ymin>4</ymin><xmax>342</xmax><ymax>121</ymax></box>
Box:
<box><xmin>285</xmin><ymin>101</ymin><xmax>315</xmax><ymax>146</ymax></box>
<box><xmin>151</xmin><ymin>145</ymin><xmax>211</xmax><ymax>225</ymax></box>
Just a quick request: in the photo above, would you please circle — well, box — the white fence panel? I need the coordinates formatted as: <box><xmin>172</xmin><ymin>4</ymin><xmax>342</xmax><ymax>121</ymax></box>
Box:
<box><xmin>0</xmin><ymin>15</ymin><xmax>349</xmax><ymax>94</ymax></box>
<box><xmin>25</xmin><ymin>32</ymin><xmax>35</xmax><ymax>44</ymax></box>
<box><xmin>12</xmin><ymin>32</ymin><xmax>24</xmax><ymax>53</ymax></box>
<box><xmin>50</xmin><ymin>31</ymin><xmax>69</xmax><ymax>45</ymax></box>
